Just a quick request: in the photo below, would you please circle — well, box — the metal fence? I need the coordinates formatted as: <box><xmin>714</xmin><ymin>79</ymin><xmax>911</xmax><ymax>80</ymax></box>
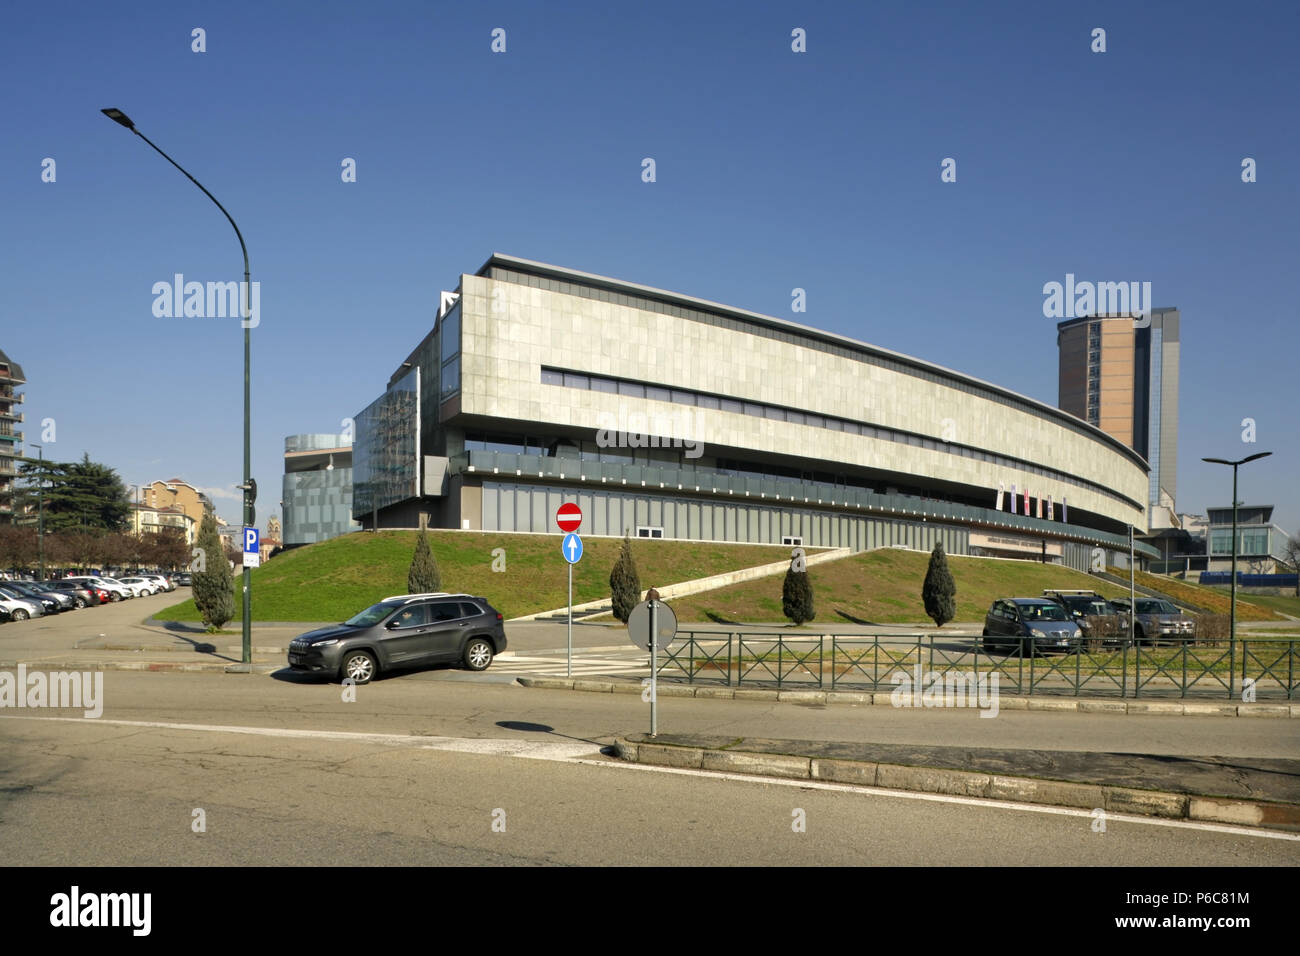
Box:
<box><xmin>656</xmin><ymin>631</ymin><xmax>1300</xmax><ymax>700</ymax></box>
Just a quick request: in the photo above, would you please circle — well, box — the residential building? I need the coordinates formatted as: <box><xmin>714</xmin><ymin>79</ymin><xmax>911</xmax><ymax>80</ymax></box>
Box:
<box><xmin>129</xmin><ymin>502</ymin><xmax>197</xmax><ymax>544</ymax></box>
<box><xmin>0</xmin><ymin>348</ymin><xmax>25</xmax><ymax>523</ymax></box>
<box><xmin>140</xmin><ymin>478</ymin><xmax>212</xmax><ymax>532</ymax></box>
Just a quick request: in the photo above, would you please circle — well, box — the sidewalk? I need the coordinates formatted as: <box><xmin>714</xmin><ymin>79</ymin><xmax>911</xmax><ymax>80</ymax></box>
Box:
<box><xmin>613</xmin><ymin>732</ymin><xmax>1300</xmax><ymax>832</ymax></box>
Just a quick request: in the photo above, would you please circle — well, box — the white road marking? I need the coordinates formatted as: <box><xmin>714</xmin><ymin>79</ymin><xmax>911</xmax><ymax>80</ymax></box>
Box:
<box><xmin>6</xmin><ymin>714</ymin><xmax>1295</xmax><ymax>841</ymax></box>
<box><xmin>0</xmin><ymin>715</ymin><xmax>602</xmax><ymax>759</ymax></box>
<box><xmin>485</xmin><ymin>654</ymin><xmax>648</xmax><ymax>676</ymax></box>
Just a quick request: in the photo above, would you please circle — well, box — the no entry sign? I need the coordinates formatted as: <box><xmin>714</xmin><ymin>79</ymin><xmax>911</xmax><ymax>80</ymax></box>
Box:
<box><xmin>556</xmin><ymin>502</ymin><xmax>582</xmax><ymax>533</ymax></box>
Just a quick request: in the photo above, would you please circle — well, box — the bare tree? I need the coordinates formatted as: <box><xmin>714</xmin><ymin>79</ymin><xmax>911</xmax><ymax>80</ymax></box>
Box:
<box><xmin>1283</xmin><ymin>534</ymin><xmax>1300</xmax><ymax>597</ymax></box>
<box><xmin>0</xmin><ymin>525</ymin><xmax>37</xmax><ymax>573</ymax></box>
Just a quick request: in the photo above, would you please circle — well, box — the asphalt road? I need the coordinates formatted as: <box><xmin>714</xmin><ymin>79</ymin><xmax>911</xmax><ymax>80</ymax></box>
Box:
<box><xmin>2</xmin><ymin>708</ymin><xmax>1295</xmax><ymax>866</ymax></box>
<box><xmin>2</xmin><ymin>670</ymin><xmax>1298</xmax><ymax>865</ymax></box>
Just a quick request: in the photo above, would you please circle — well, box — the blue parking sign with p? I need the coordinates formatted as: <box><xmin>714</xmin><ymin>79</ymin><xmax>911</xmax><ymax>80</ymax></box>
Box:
<box><xmin>244</xmin><ymin>527</ymin><xmax>259</xmax><ymax>553</ymax></box>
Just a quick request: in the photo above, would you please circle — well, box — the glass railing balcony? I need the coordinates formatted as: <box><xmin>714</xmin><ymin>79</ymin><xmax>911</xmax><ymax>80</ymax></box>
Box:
<box><xmin>285</xmin><ymin>434</ymin><xmax>353</xmax><ymax>453</ymax></box>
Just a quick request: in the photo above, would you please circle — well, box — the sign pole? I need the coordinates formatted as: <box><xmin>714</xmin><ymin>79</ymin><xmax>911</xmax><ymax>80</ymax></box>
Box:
<box><xmin>567</xmin><ymin>560</ymin><xmax>573</xmax><ymax>679</ymax></box>
<box><xmin>649</xmin><ymin>599</ymin><xmax>658</xmax><ymax>737</ymax></box>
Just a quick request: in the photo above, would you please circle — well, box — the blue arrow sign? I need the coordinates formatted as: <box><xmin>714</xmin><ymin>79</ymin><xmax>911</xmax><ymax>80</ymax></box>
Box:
<box><xmin>561</xmin><ymin>532</ymin><xmax>583</xmax><ymax>564</ymax></box>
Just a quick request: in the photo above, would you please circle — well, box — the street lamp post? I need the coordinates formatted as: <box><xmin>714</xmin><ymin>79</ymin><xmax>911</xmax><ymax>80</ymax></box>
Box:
<box><xmin>102</xmin><ymin>107</ymin><xmax>254</xmax><ymax>665</ymax></box>
<box><xmin>1202</xmin><ymin>451</ymin><xmax>1273</xmax><ymax>697</ymax></box>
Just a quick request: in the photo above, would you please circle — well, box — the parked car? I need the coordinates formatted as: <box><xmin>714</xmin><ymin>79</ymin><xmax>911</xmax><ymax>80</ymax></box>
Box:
<box><xmin>0</xmin><ymin>588</ymin><xmax>44</xmax><ymax>620</ymax></box>
<box><xmin>116</xmin><ymin>576</ymin><xmax>161</xmax><ymax>596</ymax></box>
<box><xmin>174</xmin><ymin>573</ymin><xmax>192</xmax><ymax>587</ymax></box>
<box><xmin>64</xmin><ymin>576</ymin><xmax>132</xmax><ymax>602</ymax></box>
<box><xmin>46</xmin><ymin>580</ymin><xmax>101</xmax><ymax>607</ymax></box>
<box><xmin>287</xmin><ymin>592</ymin><xmax>509</xmax><ymax>684</ymax></box>
<box><xmin>6</xmin><ymin>581</ymin><xmax>74</xmax><ymax>613</ymax></box>
<box><xmin>981</xmin><ymin>598</ymin><xmax>1082</xmax><ymax>655</ymax></box>
<box><xmin>138</xmin><ymin>573</ymin><xmax>175</xmax><ymax>592</ymax></box>
<box><xmin>1108</xmin><ymin>597</ymin><xmax>1196</xmax><ymax>644</ymax></box>
<box><xmin>1042</xmin><ymin>589</ymin><xmax>1127</xmax><ymax>644</ymax></box>
<box><xmin>104</xmin><ymin>577</ymin><xmax>150</xmax><ymax>597</ymax></box>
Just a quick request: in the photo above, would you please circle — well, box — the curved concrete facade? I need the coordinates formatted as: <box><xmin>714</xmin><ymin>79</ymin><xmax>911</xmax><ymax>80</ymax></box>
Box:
<box><xmin>450</xmin><ymin>257</ymin><xmax>1148</xmax><ymax>535</ymax></box>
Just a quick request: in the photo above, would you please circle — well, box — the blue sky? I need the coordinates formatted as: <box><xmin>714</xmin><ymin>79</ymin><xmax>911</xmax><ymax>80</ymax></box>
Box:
<box><xmin>2</xmin><ymin>0</ymin><xmax>1296</xmax><ymax>535</ymax></box>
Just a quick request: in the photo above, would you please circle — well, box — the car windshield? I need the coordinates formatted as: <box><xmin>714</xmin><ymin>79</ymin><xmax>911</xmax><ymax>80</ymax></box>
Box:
<box><xmin>343</xmin><ymin>603</ymin><xmax>398</xmax><ymax>627</ymax></box>
<box><xmin>1022</xmin><ymin>604</ymin><xmax>1069</xmax><ymax>621</ymax></box>
<box><xmin>1136</xmin><ymin>600</ymin><xmax>1177</xmax><ymax>614</ymax></box>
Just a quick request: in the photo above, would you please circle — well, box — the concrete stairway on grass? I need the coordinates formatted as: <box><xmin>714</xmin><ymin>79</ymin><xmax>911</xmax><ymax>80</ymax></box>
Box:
<box><xmin>512</xmin><ymin>547</ymin><xmax>855</xmax><ymax>622</ymax></box>
<box><xmin>1092</xmin><ymin>570</ymin><xmax>1208</xmax><ymax>613</ymax></box>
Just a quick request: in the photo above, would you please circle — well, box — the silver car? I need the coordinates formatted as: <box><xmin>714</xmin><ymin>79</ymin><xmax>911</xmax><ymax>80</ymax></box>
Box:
<box><xmin>0</xmin><ymin>588</ymin><xmax>44</xmax><ymax>620</ymax></box>
<box><xmin>1110</xmin><ymin>597</ymin><xmax>1196</xmax><ymax>644</ymax></box>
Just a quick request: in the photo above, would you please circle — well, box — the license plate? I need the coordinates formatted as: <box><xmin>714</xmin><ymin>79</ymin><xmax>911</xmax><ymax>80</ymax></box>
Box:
<box><xmin>288</xmin><ymin>653</ymin><xmax>303</xmax><ymax>664</ymax></box>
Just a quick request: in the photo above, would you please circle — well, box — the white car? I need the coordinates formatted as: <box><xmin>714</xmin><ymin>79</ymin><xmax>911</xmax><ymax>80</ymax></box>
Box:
<box><xmin>105</xmin><ymin>577</ymin><xmax>151</xmax><ymax>598</ymax></box>
<box><xmin>138</xmin><ymin>574</ymin><xmax>174</xmax><ymax>592</ymax></box>
<box><xmin>116</xmin><ymin>577</ymin><xmax>159</xmax><ymax>596</ymax></box>
<box><xmin>0</xmin><ymin>592</ymin><xmax>44</xmax><ymax>621</ymax></box>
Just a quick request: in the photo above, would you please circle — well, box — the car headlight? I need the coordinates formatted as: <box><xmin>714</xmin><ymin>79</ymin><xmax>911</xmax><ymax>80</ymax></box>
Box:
<box><xmin>311</xmin><ymin>639</ymin><xmax>339</xmax><ymax>648</ymax></box>
<box><xmin>1030</xmin><ymin>628</ymin><xmax>1047</xmax><ymax>639</ymax></box>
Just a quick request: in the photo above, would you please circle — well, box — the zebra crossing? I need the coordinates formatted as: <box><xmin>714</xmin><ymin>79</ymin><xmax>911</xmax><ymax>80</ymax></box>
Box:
<box><xmin>487</xmin><ymin>653</ymin><xmax>650</xmax><ymax>677</ymax></box>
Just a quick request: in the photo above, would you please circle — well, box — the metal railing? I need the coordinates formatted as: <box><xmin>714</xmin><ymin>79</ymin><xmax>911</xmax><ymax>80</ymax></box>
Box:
<box><xmin>655</xmin><ymin>631</ymin><xmax>1299</xmax><ymax>700</ymax></box>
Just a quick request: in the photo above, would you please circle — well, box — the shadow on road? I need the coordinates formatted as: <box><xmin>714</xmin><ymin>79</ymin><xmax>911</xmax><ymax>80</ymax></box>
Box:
<box><xmin>705</xmin><ymin>611</ymin><xmax>743</xmax><ymax>626</ymax></box>
<box><xmin>496</xmin><ymin>719</ymin><xmax>607</xmax><ymax>748</ymax></box>
<box><xmin>834</xmin><ymin>609</ymin><xmax>883</xmax><ymax>626</ymax></box>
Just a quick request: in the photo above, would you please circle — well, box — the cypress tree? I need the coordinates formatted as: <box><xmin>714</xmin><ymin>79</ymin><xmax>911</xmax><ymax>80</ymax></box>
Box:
<box><xmin>922</xmin><ymin>540</ymin><xmax>958</xmax><ymax>627</ymax></box>
<box><xmin>408</xmin><ymin>526</ymin><xmax>441</xmax><ymax>593</ymax></box>
<box><xmin>782</xmin><ymin>568</ymin><xmax>815</xmax><ymax>625</ymax></box>
<box><xmin>191</xmin><ymin>511</ymin><xmax>234</xmax><ymax>631</ymax></box>
<box><xmin>609</xmin><ymin>534</ymin><xmax>641</xmax><ymax>623</ymax></box>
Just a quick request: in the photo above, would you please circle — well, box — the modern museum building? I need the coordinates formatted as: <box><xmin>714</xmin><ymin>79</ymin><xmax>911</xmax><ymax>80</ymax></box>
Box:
<box><xmin>352</xmin><ymin>254</ymin><xmax>1158</xmax><ymax>570</ymax></box>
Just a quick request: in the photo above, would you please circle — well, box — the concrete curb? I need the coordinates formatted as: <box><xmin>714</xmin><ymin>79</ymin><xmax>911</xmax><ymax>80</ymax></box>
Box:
<box><xmin>516</xmin><ymin>677</ymin><xmax>1299</xmax><ymax>717</ymax></box>
<box><xmin>612</xmin><ymin>736</ymin><xmax>1300</xmax><ymax>831</ymax></box>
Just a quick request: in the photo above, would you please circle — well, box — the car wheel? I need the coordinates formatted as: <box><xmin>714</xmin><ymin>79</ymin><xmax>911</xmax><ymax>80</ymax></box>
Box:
<box><xmin>73</xmin><ymin>597</ymin><xmax>87</xmax><ymax>608</ymax></box>
<box><xmin>1134</xmin><ymin>625</ymin><xmax>1147</xmax><ymax>646</ymax></box>
<box><xmin>1020</xmin><ymin>637</ymin><xmax>1034</xmax><ymax>658</ymax></box>
<box><xmin>12</xmin><ymin>608</ymin><xmax>29</xmax><ymax>621</ymax></box>
<box><xmin>463</xmin><ymin>638</ymin><xmax>494</xmax><ymax>671</ymax></box>
<box><xmin>108</xmin><ymin>591</ymin><xmax>121</xmax><ymax>602</ymax></box>
<box><xmin>340</xmin><ymin>650</ymin><xmax>377</xmax><ymax>685</ymax></box>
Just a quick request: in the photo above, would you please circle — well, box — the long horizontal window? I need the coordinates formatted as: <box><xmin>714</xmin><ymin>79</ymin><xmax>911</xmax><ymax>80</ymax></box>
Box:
<box><xmin>539</xmin><ymin>366</ymin><xmax>1142</xmax><ymax>512</ymax></box>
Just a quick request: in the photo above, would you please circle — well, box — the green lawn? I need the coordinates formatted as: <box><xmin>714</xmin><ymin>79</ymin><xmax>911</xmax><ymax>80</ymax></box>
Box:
<box><xmin>666</xmin><ymin>548</ymin><xmax>1139</xmax><ymax>625</ymax></box>
<box><xmin>1203</xmin><ymin>589</ymin><xmax>1300</xmax><ymax>619</ymax></box>
<box><xmin>157</xmin><ymin>531</ymin><xmax>806</xmax><ymax>623</ymax></box>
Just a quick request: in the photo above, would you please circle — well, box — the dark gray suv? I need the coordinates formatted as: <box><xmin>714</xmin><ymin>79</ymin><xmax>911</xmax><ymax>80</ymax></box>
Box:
<box><xmin>287</xmin><ymin>592</ymin><xmax>508</xmax><ymax>684</ymax></box>
<box><xmin>981</xmin><ymin>598</ymin><xmax>1082</xmax><ymax>655</ymax></box>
